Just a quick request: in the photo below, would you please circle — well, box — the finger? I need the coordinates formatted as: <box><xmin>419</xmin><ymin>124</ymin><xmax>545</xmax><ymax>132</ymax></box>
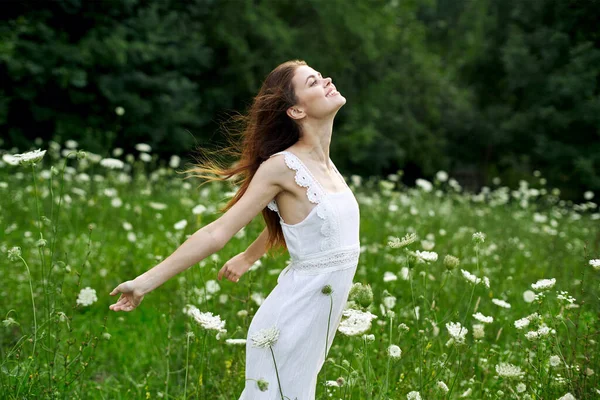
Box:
<box><xmin>222</xmin><ymin>266</ymin><xmax>231</xmax><ymax>281</ymax></box>
<box><xmin>228</xmin><ymin>272</ymin><xmax>238</xmax><ymax>282</ymax></box>
<box><xmin>110</xmin><ymin>296</ymin><xmax>128</xmax><ymax>310</ymax></box>
<box><xmin>113</xmin><ymin>300</ymin><xmax>131</xmax><ymax>312</ymax></box>
<box><xmin>110</xmin><ymin>285</ymin><xmax>121</xmax><ymax>296</ymax></box>
<box><xmin>217</xmin><ymin>266</ymin><xmax>225</xmax><ymax>281</ymax></box>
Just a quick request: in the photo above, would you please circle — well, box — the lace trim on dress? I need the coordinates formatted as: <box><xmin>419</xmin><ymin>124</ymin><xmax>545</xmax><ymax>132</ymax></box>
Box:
<box><xmin>290</xmin><ymin>245</ymin><xmax>360</xmax><ymax>275</ymax></box>
<box><xmin>281</xmin><ymin>152</ymin><xmax>325</xmax><ymax>204</ymax></box>
<box><xmin>267</xmin><ymin>199</ymin><xmax>279</xmax><ymax>213</ymax></box>
<box><xmin>267</xmin><ymin>150</ymin><xmax>326</xmax><ymax>216</ymax></box>
<box><xmin>316</xmin><ymin>199</ymin><xmax>339</xmax><ymax>251</ymax></box>
<box><xmin>266</xmin><ymin>151</ymin><xmax>340</xmax><ymax>251</ymax></box>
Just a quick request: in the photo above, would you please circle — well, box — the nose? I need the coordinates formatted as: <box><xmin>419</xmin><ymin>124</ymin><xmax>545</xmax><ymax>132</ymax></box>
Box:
<box><xmin>324</xmin><ymin>77</ymin><xmax>332</xmax><ymax>86</ymax></box>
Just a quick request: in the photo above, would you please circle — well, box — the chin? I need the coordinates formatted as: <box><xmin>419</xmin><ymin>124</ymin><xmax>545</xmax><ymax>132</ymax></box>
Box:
<box><xmin>335</xmin><ymin>96</ymin><xmax>347</xmax><ymax>109</ymax></box>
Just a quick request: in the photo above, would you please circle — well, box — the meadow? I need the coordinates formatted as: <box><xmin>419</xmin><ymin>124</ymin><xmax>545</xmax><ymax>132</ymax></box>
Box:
<box><xmin>1</xmin><ymin>141</ymin><xmax>599</xmax><ymax>399</ymax></box>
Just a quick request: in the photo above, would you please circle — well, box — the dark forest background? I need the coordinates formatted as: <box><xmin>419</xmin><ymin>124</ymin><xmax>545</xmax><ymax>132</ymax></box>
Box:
<box><xmin>1</xmin><ymin>0</ymin><xmax>599</xmax><ymax>200</ymax></box>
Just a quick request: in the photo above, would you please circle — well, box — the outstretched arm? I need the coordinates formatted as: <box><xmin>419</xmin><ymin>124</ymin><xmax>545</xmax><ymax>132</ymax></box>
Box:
<box><xmin>109</xmin><ymin>156</ymin><xmax>287</xmax><ymax>312</ymax></box>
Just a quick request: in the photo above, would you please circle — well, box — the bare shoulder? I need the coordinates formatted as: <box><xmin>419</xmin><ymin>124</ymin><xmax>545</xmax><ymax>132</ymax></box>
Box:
<box><xmin>257</xmin><ymin>153</ymin><xmax>293</xmax><ymax>189</ymax></box>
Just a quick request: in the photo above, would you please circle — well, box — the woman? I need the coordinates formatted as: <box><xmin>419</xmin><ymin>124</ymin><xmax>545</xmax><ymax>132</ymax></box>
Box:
<box><xmin>109</xmin><ymin>60</ymin><xmax>361</xmax><ymax>399</ymax></box>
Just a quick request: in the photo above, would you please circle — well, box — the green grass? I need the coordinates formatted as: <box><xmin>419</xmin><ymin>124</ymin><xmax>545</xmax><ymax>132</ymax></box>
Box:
<box><xmin>1</xmin><ymin>145</ymin><xmax>599</xmax><ymax>399</ymax></box>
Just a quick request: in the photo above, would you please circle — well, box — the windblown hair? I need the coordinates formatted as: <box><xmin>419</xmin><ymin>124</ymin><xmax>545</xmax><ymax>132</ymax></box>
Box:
<box><xmin>181</xmin><ymin>59</ymin><xmax>308</xmax><ymax>256</ymax></box>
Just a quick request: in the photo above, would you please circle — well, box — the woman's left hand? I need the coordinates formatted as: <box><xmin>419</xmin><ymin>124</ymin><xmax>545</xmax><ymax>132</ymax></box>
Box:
<box><xmin>108</xmin><ymin>279</ymin><xmax>146</xmax><ymax>312</ymax></box>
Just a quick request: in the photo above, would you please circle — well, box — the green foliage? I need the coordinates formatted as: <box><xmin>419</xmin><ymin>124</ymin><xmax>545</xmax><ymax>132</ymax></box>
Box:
<box><xmin>0</xmin><ymin>0</ymin><xmax>598</xmax><ymax>198</ymax></box>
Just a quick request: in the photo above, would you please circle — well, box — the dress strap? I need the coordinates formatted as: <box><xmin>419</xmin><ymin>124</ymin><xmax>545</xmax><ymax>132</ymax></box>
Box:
<box><xmin>266</xmin><ymin>151</ymin><xmax>326</xmax><ymax>218</ymax></box>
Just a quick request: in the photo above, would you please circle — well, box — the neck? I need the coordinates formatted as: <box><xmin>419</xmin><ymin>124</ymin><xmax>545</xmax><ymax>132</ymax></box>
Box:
<box><xmin>295</xmin><ymin>118</ymin><xmax>334</xmax><ymax>165</ymax></box>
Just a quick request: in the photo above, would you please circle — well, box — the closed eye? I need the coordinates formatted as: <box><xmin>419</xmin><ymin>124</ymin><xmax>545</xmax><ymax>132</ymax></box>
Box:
<box><xmin>311</xmin><ymin>72</ymin><xmax>323</xmax><ymax>86</ymax></box>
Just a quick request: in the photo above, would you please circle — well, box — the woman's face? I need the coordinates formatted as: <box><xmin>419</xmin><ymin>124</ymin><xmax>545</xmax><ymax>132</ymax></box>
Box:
<box><xmin>287</xmin><ymin>65</ymin><xmax>346</xmax><ymax>121</ymax></box>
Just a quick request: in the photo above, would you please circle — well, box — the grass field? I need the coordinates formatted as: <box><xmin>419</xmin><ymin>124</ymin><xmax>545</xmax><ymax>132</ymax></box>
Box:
<box><xmin>1</xmin><ymin>142</ymin><xmax>599</xmax><ymax>399</ymax></box>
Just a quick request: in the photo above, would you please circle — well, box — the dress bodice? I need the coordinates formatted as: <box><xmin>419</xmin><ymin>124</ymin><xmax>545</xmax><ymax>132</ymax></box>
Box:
<box><xmin>266</xmin><ymin>151</ymin><xmax>360</xmax><ymax>270</ymax></box>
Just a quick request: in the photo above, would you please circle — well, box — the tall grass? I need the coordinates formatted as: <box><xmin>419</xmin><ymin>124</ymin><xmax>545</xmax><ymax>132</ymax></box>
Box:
<box><xmin>0</xmin><ymin>142</ymin><xmax>598</xmax><ymax>399</ymax></box>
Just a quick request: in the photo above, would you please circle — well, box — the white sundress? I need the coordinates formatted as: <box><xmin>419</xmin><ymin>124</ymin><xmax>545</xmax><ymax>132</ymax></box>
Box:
<box><xmin>238</xmin><ymin>150</ymin><xmax>361</xmax><ymax>400</ymax></box>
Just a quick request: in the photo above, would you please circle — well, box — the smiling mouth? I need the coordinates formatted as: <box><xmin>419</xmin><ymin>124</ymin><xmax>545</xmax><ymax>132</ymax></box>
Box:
<box><xmin>326</xmin><ymin>89</ymin><xmax>339</xmax><ymax>97</ymax></box>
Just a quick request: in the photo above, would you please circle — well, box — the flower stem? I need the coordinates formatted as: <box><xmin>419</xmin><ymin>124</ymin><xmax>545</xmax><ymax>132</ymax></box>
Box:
<box><xmin>323</xmin><ymin>293</ymin><xmax>333</xmax><ymax>397</ymax></box>
<box><xmin>14</xmin><ymin>255</ymin><xmax>38</xmax><ymax>397</ymax></box>
<box><xmin>184</xmin><ymin>331</ymin><xmax>191</xmax><ymax>398</ymax></box>
<box><xmin>269</xmin><ymin>346</ymin><xmax>285</xmax><ymax>400</ymax></box>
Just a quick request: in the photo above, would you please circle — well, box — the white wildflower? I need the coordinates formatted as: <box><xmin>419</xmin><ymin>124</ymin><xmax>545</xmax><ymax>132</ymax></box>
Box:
<box><xmin>589</xmin><ymin>259</ymin><xmax>600</xmax><ymax>271</ymax></box>
<box><xmin>437</xmin><ymin>381</ymin><xmax>449</xmax><ymax>393</ymax></box>
<box><xmin>149</xmin><ymin>202</ymin><xmax>168</xmax><ymax>210</ymax></box>
<box><xmin>531</xmin><ymin>278</ymin><xmax>556</xmax><ymax>291</ymax></box>
<box><xmin>111</xmin><ymin>197</ymin><xmax>123</xmax><ymax>208</ymax></box>
<box><xmin>383</xmin><ymin>271</ymin><xmax>397</xmax><ymax>282</ymax></box>
<box><xmin>483</xmin><ymin>276</ymin><xmax>490</xmax><ymax>288</ymax></box>
<box><xmin>225</xmin><ymin>338</ymin><xmax>247</xmax><ymax>346</ymax></box>
<box><xmin>76</xmin><ymin>287</ymin><xmax>98</xmax><ymax>306</ymax></box>
<box><xmin>446</xmin><ymin>321</ymin><xmax>468</xmax><ymax>344</ymax></box>
<box><xmin>2</xmin><ymin>154</ymin><xmax>20</xmax><ymax>166</ymax></box>
<box><xmin>472</xmin><ymin>323</ymin><xmax>485</xmax><ymax>339</ymax></box>
<box><xmin>250</xmin><ymin>292</ymin><xmax>265</xmax><ymax>306</ymax></box>
<box><xmin>549</xmin><ymin>355</ymin><xmax>561</xmax><ymax>367</ymax></box>
<box><xmin>407</xmin><ymin>391</ymin><xmax>422</xmax><ymax>400</ymax></box>
<box><xmin>9</xmin><ymin>149</ymin><xmax>47</xmax><ymax>166</ymax></box>
<box><xmin>387</xmin><ymin>344</ymin><xmax>401</xmax><ymax>359</ymax></box>
<box><xmin>363</xmin><ymin>333</ymin><xmax>375</xmax><ymax>342</ymax></box>
<box><xmin>8</xmin><ymin>246</ymin><xmax>22</xmax><ymax>261</ymax></box>
<box><xmin>420</xmin><ymin>240</ymin><xmax>435</xmax><ymax>251</ymax></box>
<box><xmin>183</xmin><ymin>304</ymin><xmax>226</xmax><ymax>334</ymax></box>
<box><xmin>492</xmin><ymin>298</ymin><xmax>511</xmax><ymax>308</ymax></box>
<box><xmin>139</xmin><ymin>152</ymin><xmax>152</xmax><ymax>162</ymax></box>
<box><xmin>514</xmin><ymin>317</ymin><xmax>530</xmax><ymax>330</ymax></box>
<box><xmin>100</xmin><ymin>158</ymin><xmax>125</xmax><ymax>169</ymax></box>
<box><xmin>525</xmin><ymin>331</ymin><xmax>539</xmax><ymax>341</ymax></box>
<box><xmin>415</xmin><ymin>178</ymin><xmax>433</xmax><ymax>192</ymax></box>
<box><xmin>388</xmin><ymin>233</ymin><xmax>417</xmax><ymax>248</ymax></box>
<box><xmin>472</xmin><ymin>231</ymin><xmax>486</xmax><ymax>244</ymax></box>
<box><xmin>383</xmin><ymin>295</ymin><xmax>396</xmax><ymax>310</ymax></box>
<box><xmin>205</xmin><ymin>280</ymin><xmax>220</xmax><ymax>294</ymax></box>
<box><xmin>473</xmin><ymin>312</ymin><xmax>493</xmax><ymax>323</ymax></box>
<box><xmin>436</xmin><ymin>171</ymin><xmax>448</xmax><ymax>182</ymax></box>
<box><xmin>192</xmin><ymin>204</ymin><xmax>207</xmax><ymax>215</ymax></box>
<box><xmin>523</xmin><ymin>290</ymin><xmax>536</xmax><ymax>303</ymax></box>
<box><xmin>135</xmin><ymin>143</ymin><xmax>152</xmax><ymax>152</ymax></box>
<box><xmin>169</xmin><ymin>155</ymin><xmax>181</xmax><ymax>169</ymax></box>
<box><xmin>174</xmin><ymin>219</ymin><xmax>188</xmax><ymax>230</ymax></box>
<box><xmin>338</xmin><ymin>309</ymin><xmax>378</xmax><ymax>336</ymax></box>
<box><xmin>2</xmin><ymin>317</ymin><xmax>19</xmax><ymax>327</ymax></box>
<box><xmin>250</xmin><ymin>326</ymin><xmax>280</xmax><ymax>348</ymax></box>
<box><xmin>557</xmin><ymin>393</ymin><xmax>576</xmax><ymax>400</ymax></box>
<box><xmin>461</xmin><ymin>269</ymin><xmax>481</xmax><ymax>285</ymax></box>
<box><xmin>495</xmin><ymin>362</ymin><xmax>524</xmax><ymax>378</ymax></box>
<box><xmin>415</xmin><ymin>250</ymin><xmax>438</xmax><ymax>263</ymax></box>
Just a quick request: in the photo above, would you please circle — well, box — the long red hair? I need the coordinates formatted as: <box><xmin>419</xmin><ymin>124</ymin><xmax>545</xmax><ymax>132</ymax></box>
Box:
<box><xmin>181</xmin><ymin>59</ymin><xmax>308</xmax><ymax>257</ymax></box>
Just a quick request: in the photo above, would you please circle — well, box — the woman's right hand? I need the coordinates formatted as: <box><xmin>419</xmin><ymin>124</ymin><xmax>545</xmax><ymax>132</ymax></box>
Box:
<box><xmin>217</xmin><ymin>252</ymin><xmax>254</xmax><ymax>283</ymax></box>
<box><xmin>109</xmin><ymin>279</ymin><xmax>146</xmax><ymax>312</ymax></box>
